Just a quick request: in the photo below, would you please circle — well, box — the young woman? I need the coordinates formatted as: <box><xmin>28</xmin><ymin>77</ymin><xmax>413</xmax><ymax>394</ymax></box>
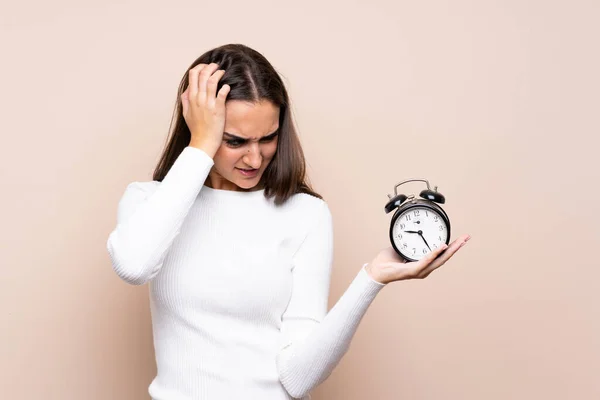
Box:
<box><xmin>106</xmin><ymin>43</ymin><xmax>470</xmax><ymax>400</ymax></box>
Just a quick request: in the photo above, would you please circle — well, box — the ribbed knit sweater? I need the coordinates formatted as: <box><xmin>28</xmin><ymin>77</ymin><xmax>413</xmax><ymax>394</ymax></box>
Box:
<box><xmin>106</xmin><ymin>145</ymin><xmax>387</xmax><ymax>399</ymax></box>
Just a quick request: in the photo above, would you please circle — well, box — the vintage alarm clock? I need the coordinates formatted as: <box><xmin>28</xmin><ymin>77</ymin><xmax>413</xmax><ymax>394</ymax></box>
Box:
<box><xmin>385</xmin><ymin>179</ymin><xmax>451</xmax><ymax>262</ymax></box>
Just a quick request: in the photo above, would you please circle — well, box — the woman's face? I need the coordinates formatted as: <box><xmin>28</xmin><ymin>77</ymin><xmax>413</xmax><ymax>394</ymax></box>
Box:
<box><xmin>206</xmin><ymin>99</ymin><xmax>280</xmax><ymax>192</ymax></box>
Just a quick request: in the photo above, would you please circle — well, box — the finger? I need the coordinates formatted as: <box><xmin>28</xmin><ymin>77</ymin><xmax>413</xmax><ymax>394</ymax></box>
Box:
<box><xmin>418</xmin><ymin>234</ymin><xmax>470</xmax><ymax>278</ymax></box>
<box><xmin>207</xmin><ymin>69</ymin><xmax>225</xmax><ymax>105</ymax></box>
<box><xmin>199</xmin><ymin>63</ymin><xmax>220</xmax><ymax>103</ymax></box>
<box><xmin>417</xmin><ymin>249</ymin><xmax>455</xmax><ymax>278</ymax></box>
<box><xmin>216</xmin><ymin>84</ymin><xmax>231</xmax><ymax>109</ymax></box>
<box><xmin>409</xmin><ymin>243</ymin><xmax>448</xmax><ymax>277</ymax></box>
<box><xmin>181</xmin><ymin>90</ymin><xmax>188</xmax><ymax>116</ymax></box>
<box><xmin>188</xmin><ymin>63</ymin><xmax>206</xmax><ymax>102</ymax></box>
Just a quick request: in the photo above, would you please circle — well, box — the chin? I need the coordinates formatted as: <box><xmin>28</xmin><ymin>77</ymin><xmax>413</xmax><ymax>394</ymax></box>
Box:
<box><xmin>233</xmin><ymin>176</ymin><xmax>261</xmax><ymax>190</ymax></box>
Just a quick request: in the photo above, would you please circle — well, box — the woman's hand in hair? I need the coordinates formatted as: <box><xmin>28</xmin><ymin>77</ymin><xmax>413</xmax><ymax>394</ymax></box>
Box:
<box><xmin>181</xmin><ymin>62</ymin><xmax>231</xmax><ymax>157</ymax></box>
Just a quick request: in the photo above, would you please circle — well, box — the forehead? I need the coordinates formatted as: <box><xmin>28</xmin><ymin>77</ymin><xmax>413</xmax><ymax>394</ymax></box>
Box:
<box><xmin>224</xmin><ymin>100</ymin><xmax>280</xmax><ymax>138</ymax></box>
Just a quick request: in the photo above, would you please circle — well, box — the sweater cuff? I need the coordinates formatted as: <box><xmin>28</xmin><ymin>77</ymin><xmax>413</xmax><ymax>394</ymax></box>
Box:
<box><xmin>348</xmin><ymin>263</ymin><xmax>387</xmax><ymax>305</ymax></box>
<box><xmin>159</xmin><ymin>146</ymin><xmax>214</xmax><ymax>190</ymax></box>
<box><xmin>361</xmin><ymin>263</ymin><xmax>387</xmax><ymax>286</ymax></box>
<box><xmin>181</xmin><ymin>145</ymin><xmax>215</xmax><ymax>168</ymax></box>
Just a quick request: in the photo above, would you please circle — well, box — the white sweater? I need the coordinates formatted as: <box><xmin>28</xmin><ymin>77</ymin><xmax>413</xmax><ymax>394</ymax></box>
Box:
<box><xmin>106</xmin><ymin>146</ymin><xmax>387</xmax><ymax>400</ymax></box>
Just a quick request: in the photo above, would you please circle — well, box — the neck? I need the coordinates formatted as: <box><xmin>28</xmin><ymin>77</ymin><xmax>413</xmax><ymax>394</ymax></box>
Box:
<box><xmin>204</xmin><ymin>177</ymin><xmax>264</xmax><ymax>192</ymax></box>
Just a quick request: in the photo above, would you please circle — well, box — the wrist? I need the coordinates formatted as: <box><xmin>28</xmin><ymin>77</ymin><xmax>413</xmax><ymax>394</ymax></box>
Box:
<box><xmin>189</xmin><ymin>139</ymin><xmax>219</xmax><ymax>158</ymax></box>
<box><xmin>364</xmin><ymin>263</ymin><xmax>387</xmax><ymax>285</ymax></box>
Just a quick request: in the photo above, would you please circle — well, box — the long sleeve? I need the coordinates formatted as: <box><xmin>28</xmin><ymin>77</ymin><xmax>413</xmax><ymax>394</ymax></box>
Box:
<box><xmin>276</xmin><ymin>200</ymin><xmax>387</xmax><ymax>399</ymax></box>
<box><xmin>106</xmin><ymin>146</ymin><xmax>214</xmax><ymax>285</ymax></box>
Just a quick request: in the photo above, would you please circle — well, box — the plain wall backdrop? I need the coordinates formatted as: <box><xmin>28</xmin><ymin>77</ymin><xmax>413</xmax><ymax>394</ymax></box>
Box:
<box><xmin>1</xmin><ymin>0</ymin><xmax>598</xmax><ymax>399</ymax></box>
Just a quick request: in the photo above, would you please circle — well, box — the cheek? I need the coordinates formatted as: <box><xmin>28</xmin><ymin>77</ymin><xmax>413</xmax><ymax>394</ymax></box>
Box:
<box><xmin>263</xmin><ymin>141</ymin><xmax>278</xmax><ymax>159</ymax></box>
<box><xmin>213</xmin><ymin>147</ymin><xmax>241</xmax><ymax>167</ymax></box>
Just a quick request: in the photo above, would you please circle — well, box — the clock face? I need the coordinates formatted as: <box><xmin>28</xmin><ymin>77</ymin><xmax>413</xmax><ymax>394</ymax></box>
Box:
<box><xmin>391</xmin><ymin>206</ymin><xmax>448</xmax><ymax>261</ymax></box>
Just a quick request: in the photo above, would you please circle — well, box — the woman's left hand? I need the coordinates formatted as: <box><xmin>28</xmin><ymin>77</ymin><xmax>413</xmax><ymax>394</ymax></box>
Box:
<box><xmin>365</xmin><ymin>234</ymin><xmax>471</xmax><ymax>284</ymax></box>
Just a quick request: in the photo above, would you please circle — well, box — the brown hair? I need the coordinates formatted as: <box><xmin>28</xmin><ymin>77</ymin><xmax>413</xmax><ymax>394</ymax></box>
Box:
<box><xmin>152</xmin><ymin>43</ymin><xmax>322</xmax><ymax>206</ymax></box>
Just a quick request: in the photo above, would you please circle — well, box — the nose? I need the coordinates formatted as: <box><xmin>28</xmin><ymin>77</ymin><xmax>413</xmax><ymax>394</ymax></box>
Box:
<box><xmin>242</xmin><ymin>142</ymin><xmax>262</xmax><ymax>169</ymax></box>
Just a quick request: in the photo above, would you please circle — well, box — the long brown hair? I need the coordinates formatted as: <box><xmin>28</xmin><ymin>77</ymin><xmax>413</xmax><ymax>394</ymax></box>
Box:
<box><xmin>152</xmin><ymin>43</ymin><xmax>322</xmax><ymax>206</ymax></box>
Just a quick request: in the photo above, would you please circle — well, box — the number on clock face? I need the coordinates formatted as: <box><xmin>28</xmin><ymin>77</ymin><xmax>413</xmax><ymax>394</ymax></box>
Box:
<box><xmin>392</xmin><ymin>206</ymin><xmax>448</xmax><ymax>261</ymax></box>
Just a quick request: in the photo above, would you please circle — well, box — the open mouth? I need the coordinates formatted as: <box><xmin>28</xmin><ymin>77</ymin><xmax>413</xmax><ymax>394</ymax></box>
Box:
<box><xmin>236</xmin><ymin>167</ymin><xmax>259</xmax><ymax>177</ymax></box>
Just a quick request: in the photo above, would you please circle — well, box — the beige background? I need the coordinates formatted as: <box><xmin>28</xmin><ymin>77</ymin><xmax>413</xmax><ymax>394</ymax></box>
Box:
<box><xmin>1</xmin><ymin>0</ymin><xmax>599</xmax><ymax>399</ymax></box>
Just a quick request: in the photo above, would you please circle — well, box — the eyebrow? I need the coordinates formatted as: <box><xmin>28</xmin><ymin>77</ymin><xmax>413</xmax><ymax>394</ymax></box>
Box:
<box><xmin>223</xmin><ymin>129</ymin><xmax>279</xmax><ymax>142</ymax></box>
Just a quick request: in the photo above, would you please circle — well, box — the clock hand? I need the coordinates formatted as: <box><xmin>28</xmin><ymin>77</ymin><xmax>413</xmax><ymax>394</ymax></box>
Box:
<box><xmin>418</xmin><ymin>233</ymin><xmax>432</xmax><ymax>251</ymax></box>
<box><xmin>404</xmin><ymin>229</ymin><xmax>432</xmax><ymax>251</ymax></box>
